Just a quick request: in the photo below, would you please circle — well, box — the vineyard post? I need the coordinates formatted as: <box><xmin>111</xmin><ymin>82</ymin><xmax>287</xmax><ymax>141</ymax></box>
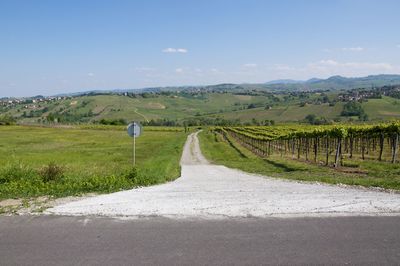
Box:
<box><xmin>361</xmin><ymin>137</ymin><xmax>365</xmax><ymax>160</ymax></box>
<box><xmin>392</xmin><ymin>133</ymin><xmax>398</xmax><ymax>163</ymax></box>
<box><xmin>325</xmin><ymin>136</ymin><xmax>329</xmax><ymax>166</ymax></box>
<box><xmin>378</xmin><ymin>133</ymin><xmax>384</xmax><ymax>161</ymax></box>
<box><xmin>291</xmin><ymin>139</ymin><xmax>295</xmax><ymax>159</ymax></box>
<box><xmin>313</xmin><ymin>137</ymin><xmax>318</xmax><ymax>163</ymax></box>
<box><xmin>349</xmin><ymin>136</ymin><xmax>354</xmax><ymax>158</ymax></box>
<box><xmin>334</xmin><ymin>137</ymin><xmax>342</xmax><ymax>168</ymax></box>
<box><xmin>305</xmin><ymin>138</ymin><xmax>309</xmax><ymax>161</ymax></box>
<box><xmin>297</xmin><ymin>139</ymin><xmax>301</xmax><ymax>159</ymax></box>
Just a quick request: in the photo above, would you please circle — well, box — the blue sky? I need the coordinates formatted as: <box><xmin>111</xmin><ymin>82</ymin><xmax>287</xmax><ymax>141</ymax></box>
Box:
<box><xmin>1</xmin><ymin>0</ymin><xmax>400</xmax><ymax>97</ymax></box>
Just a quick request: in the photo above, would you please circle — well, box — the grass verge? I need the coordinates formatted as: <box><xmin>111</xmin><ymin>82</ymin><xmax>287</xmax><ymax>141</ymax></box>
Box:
<box><xmin>0</xmin><ymin>126</ymin><xmax>187</xmax><ymax>200</ymax></box>
<box><xmin>199</xmin><ymin>129</ymin><xmax>400</xmax><ymax>190</ymax></box>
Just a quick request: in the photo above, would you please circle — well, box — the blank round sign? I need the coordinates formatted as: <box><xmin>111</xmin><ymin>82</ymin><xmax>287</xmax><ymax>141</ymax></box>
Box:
<box><xmin>127</xmin><ymin>122</ymin><xmax>142</xmax><ymax>137</ymax></box>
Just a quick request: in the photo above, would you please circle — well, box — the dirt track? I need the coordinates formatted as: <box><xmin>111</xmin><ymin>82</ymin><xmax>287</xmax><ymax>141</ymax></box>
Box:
<box><xmin>48</xmin><ymin>132</ymin><xmax>400</xmax><ymax>218</ymax></box>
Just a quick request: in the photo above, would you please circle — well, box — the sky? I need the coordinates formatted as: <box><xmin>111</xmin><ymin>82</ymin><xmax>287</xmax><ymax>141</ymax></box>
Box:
<box><xmin>1</xmin><ymin>0</ymin><xmax>400</xmax><ymax>97</ymax></box>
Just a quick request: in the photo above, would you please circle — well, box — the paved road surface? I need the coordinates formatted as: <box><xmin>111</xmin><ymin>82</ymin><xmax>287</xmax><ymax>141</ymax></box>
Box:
<box><xmin>48</xmin><ymin>132</ymin><xmax>400</xmax><ymax>218</ymax></box>
<box><xmin>1</xmin><ymin>215</ymin><xmax>400</xmax><ymax>265</ymax></box>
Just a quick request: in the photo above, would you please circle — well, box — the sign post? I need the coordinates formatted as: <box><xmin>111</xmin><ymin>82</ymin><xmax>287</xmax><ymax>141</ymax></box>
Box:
<box><xmin>127</xmin><ymin>122</ymin><xmax>142</xmax><ymax>166</ymax></box>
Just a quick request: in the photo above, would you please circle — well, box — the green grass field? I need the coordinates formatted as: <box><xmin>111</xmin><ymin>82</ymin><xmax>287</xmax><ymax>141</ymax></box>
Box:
<box><xmin>199</xmin><ymin>129</ymin><xmax>400</xmax><ymax>190</ymax></box>
<box><xmin>0</xmin><ymin>126</ymin><xmax>187</xmax><ymax>199</ymax></box>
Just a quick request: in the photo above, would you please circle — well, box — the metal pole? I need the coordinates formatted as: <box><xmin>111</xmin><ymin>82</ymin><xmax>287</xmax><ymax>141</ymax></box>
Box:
<box><xmin>133</xmin><ymin>135</ymin><xmax>136</xmax><ymax>166</ymax></box>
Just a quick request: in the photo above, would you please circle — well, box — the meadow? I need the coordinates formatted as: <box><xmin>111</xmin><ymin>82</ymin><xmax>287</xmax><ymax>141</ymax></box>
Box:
<box><xmin>0</xmin><ymin>125</ymin><xmax>187</xmax><ymax>200</ymax></box>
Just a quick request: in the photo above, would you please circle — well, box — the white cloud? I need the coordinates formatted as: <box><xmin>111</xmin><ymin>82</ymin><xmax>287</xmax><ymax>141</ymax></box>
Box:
<box><xmin>135</xmin><ymin>67</ymin><xmax>156</xmax><ymax>72</ymax></box>
<box><xmin>87</xmin><ymin>73</ymin><xmax>94</xmax><ymax>77</ymax></box>
<box><xmin>265</xmin><ymin>59</ymin><xmax>398</xmax><ymax>81</ymax></box>
<box><xmin>311</xmin><ymin>59</ymin><xmax>393</xmax><ymax>70</ymax></box>
<box><xmin>342</xmin><ymin>47</ymin><xmax>364</xmax><ymax>52</ymax></box>
<box><xmin>243</xmin><ymin>63</ymin><xmax>258</xmax><ymax>68</ymax></box>
<box><xmin>162</xmin><ymin>48</ymin><xmax>188</xmax><ymax>53</ymax></box>
<box><xmin>210</xmin><ymin>68</ymin><xmax>221</xmax><ymax>74</ymax></box>
<box><xmin>175</xmin><ymin>68</ymin><xmax>184</xmax><ymax>73</ymax></box>
<box><xmin>322</xmin><ymin>48</ymin><xmax>332</xmax><ymax>53</ymax></box>
<box><xmin>272</xmin><ymin>64</ymin><xmax>295</xmax><ymax>71</ymax></box>
<box><xmin>397</xmin><ymin>44</ymin><xmax>400</xmax><ymax>48</ymax></box>
<box><xmin>304</xmin><ymin>59</ymin><xmax>396</xmax><ymax>78</ymax></box>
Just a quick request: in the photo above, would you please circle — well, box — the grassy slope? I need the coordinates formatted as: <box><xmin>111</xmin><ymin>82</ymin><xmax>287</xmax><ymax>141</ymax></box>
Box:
<box><xmin>218</xmin><ymin>102</ymin><xmax>345</xmax><ymax>122</ymax></box>
<box><xmin>0</xmin><ymin>126</ymin><xmax>187</xmax><ymax>199</ymax></box>
<box><xmin>198</xmin><ymin>130</ymin><xmax>400</xmax><ymax>190</ymax></box>
<box><xmin>362</xmin><ymin>96</ymin><xmax>400</xmax><ymax>120</ymax></box>
<box><xmin>3</xmin><ymin>93</ymin><xmax>400</xmax><ymax>123</ymax></box>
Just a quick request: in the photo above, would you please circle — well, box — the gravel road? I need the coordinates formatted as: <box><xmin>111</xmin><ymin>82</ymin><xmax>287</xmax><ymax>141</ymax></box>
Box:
<box><xmin>48</xmin><ymin>132</ymin><xmax>400</xmax><ymax>218</ymax></box>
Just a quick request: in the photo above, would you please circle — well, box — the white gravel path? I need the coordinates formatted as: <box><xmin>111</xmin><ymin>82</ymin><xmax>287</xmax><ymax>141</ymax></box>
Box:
<box><xmin>47</xmin><ymin>132</ymin><xmax>400</xmax><ymax>219</ymax></box>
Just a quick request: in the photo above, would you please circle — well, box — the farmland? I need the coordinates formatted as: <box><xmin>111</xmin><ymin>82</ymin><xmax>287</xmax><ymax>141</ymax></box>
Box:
<box><xmin>0</xmin><ymin>125</ymin><xmax>187</xmax><ymax>200</ymax></box>
<box><xmin>215</xmin><ymin>122</ymin><xmax>400</xmax><ymax>165</ymax></box>
<box><xmin>2</xmin><ymin>86</ymin><xmax>400</xmax><ymax>126</ymax></box>
<box><xmin>200</xmin><ymin>123</ymin><xmax>400</xmax><ymax>190</ymax></box>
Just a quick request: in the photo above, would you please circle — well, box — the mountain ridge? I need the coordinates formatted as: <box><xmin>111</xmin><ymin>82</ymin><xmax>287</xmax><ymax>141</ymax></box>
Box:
<box><xmin>5</xmin><ymin>74</ymin><xmax>400</xmax><ymax>98</ymax></box>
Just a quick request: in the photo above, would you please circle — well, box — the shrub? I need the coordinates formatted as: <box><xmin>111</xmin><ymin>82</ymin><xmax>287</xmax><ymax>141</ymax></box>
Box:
<box><xmin>38</xmin><ymin>162</ymin><xmax>64</xmax><ymax>183</ymax></box>
<box><xmin>341</xmin><ymin>101</ymin><xmax>365</xmax><ymax>116</ymax></box>
<box><xmin>0</xmin><ymin>115</ymin><xmax>16</xmax><ymax>125</ymax></box>
<box><xmin>125</xmin><ymin>167</ymin><xmax>138</xmax><ymax>182</ymax></box>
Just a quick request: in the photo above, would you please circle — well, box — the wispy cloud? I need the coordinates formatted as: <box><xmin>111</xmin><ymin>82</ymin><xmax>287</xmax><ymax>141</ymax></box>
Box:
<box><xmin>342</xmin><ymin>47</ymin><xmax>364</xmax><ymax>52</ymax></box>
<box><xmin>312</xmin><ymin>59</ymin><xmax>393</xmax><ymax>70</ymax></box>
<box><xmin>243</xmin><ymin>63</ymin><xmax>258</xmax><ymax>68</ymax></box>
<box><xmin>397</xmin><ymin>44</ymin><xmax>400</xmax><ymax>48</ymax></box>
<box><xmin>87</xmin><ymin>73</ymin><xmax>95</xmax><ymax>77</ymax></box>
<box><xmin>210</xmin><ymin>68</ymin><xmax>221</xmax><ymax>74</ymax></box>
<box><xmin>134</xmin><ymin>67</ymin><xmax>156</xmax><ymax>72</ymax></box>
<box><xmin>175</xmin><ymin>68</ymin><xmax>184</xmax><ymax>73</ymax></box>
<box><xmin>272</xmin><ymin>64</ymin><xmax>294</xmax><ymax>71</ymax></box>
<box><xmin>304</xmin><ymin>59</ymin><xmax>396</xmax><ymax>78</ymax></box>
<box><xmin>162</xmin><ymin>48</ymin><xmax>188</xmax><ymax>53</ymax></box>
<box><xmin>267</xmin><ymin>59</ymin><xmax>398</xmax><ymax>80</ymax></box>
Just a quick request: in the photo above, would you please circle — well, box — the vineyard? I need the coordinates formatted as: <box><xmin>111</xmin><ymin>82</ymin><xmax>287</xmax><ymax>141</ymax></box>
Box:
<box><xmin>213</xmin><ymin>122</ymin><xmax>400</xmax><ymax>167</ymax></box>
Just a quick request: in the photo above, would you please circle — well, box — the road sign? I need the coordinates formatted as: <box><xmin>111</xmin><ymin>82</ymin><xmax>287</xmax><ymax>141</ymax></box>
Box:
<box><xmin>127</xmin><ymin>122</ymin><xmax>142</xmax><ymax>138</ymax></box>
<box><xmin>127</xmin><ymin>122</ymin><xmax>142</xmax><ymax>166</ymax></box>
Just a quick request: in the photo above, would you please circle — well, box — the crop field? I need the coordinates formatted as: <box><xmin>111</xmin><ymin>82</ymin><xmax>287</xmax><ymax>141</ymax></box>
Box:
<box><xmin>201</xmin><ymin>123</ymin><xmax>400</xmax><ymax>190</ymax></box>
<box><xmin>215</xmin><ymin>122</ymin><xmax>400</xmax><ymax>165</ymax></box>
<box><xmin>0</xmin><ymin>125</ymin><xmax>187</xmax><ymax>200</ymax></box>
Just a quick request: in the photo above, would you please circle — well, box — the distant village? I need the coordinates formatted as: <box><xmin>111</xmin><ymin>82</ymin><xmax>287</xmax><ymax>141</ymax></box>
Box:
<box><xmin>0</xmin><ymin>96</ymin><xmax>71</xmax><ymax>109</ymax></box>
<box><xmin>338</xmin><ymin>85</ymin><xmax>400</xmax><ymax>102</ymax></box>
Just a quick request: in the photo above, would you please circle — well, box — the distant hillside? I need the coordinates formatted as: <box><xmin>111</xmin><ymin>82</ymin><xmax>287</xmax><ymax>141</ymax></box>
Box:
<box><xmin>2</xmin><ymin>84</ymin><xmax>400</xmax><ymax>126</ymax></box>
<box><xmin>265</xmin><ymin>79</ymin><xmax>304</xmax><ymax>85</ymax></box>
<box><xmin>263</xmin><ymin>74</ymin><xmax>400</xmax><ymax>91</ymax></box>
<box><xmin>47</xmin><ymin>74</ymin><xmax>400</xmax><ymax>98</ymax></box>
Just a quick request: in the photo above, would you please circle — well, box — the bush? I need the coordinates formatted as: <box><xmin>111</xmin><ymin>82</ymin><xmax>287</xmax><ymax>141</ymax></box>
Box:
<box><xmin>38</xmin><ymin>162</ymin><xmax>64</xmax><ymax>183</ymax></box>
<box><xmin>125</xmin><ymin>167</ymin><xmax>138</xmax><ymax>182</ymax></box>
<box><xmin>0</xmin><ymin>115</ymin><xmax>16</xmax><ymax>125</ymax></box>
<box><xmin>99</xmin><ymin>118</ymin><xmax>127</xmax><ymax>125</ymax></box>
<box><xmin>341</xmin><ymin>101</ymin><xmax>365</xmax><ymax>116</ymax></box>
<box><xmin>247</xmin><ymin>103</ymin><xmax>257</xmax><ymax>109</ymax></box>
<box><xmin>304</xmin><ymin>114</ymin><xmax>331</xmax><ymax>125</ymax></box>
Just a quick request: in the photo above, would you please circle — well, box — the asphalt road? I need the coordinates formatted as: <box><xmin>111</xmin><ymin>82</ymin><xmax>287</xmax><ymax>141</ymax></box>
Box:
<box><xmin>1</xmin><ymin>216</ymin><xmax>400</xmax><ymax>265</ymax></box>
